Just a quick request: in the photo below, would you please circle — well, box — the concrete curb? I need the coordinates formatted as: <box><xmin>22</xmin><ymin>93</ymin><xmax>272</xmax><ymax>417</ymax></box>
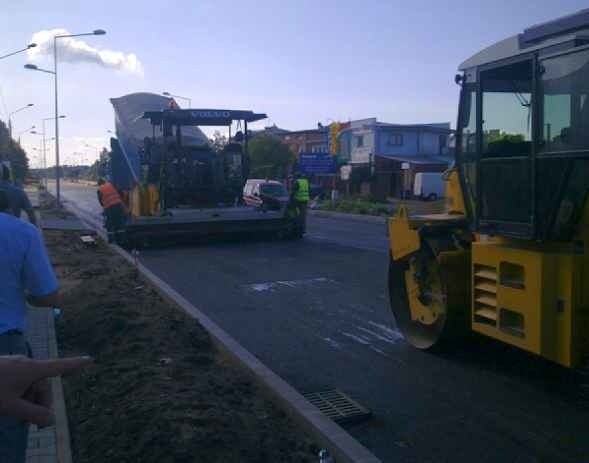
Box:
<box><xmin>47</xmin><ymin>310</ymin><xmax>74</xmax><ymax>463</ymax></box>
<box><xmin>61</xmin><ymin>200</ymin><xmax>382</xmax><ymax>463</ymax></box>
<box><xmin>309</xmin><ymin>209</ymin><xmax>389</xmax><ymax>224</ymax></box>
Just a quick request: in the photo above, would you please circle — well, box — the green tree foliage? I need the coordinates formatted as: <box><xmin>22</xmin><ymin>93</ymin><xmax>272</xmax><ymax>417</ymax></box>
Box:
<box><xmin>0</xmin><ymin>119</ymin><xmax>29</xmax><ymax>181</ymax></box>
<box><xmin>248</xmin><ymin>135</ymin><xmax>292</xmax><ymax>179</ymax></box>
<box><xmin>209</xmin><ymin>130</ymin><xmax>228</xmax><ymax>151</ymax></box>
<box><xmin>86</xmin><ymin>148</ymin><xmax>110</xmax><ymax>180</ymax></box>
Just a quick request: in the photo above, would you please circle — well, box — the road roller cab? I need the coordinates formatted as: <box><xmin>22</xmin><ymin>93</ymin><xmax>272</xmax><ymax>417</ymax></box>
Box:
<box><xmin>388</xmin><ymin>9</ymin><xmax>589</xmax><ymax>367</ymax></box>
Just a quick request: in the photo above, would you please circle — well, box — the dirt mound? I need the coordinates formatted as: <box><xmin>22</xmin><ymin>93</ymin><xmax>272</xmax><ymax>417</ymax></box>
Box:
<box><xmin>46</xmin><ymin>231</ymin><xmax>317</xmax><ymax>462</ymax></box>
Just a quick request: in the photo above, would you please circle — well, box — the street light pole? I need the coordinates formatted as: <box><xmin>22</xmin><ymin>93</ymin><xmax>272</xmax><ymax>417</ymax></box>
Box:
<box><xmin>8</xmin><ymin>103</ymin><xmax>34</xmax><ymax>138</ymax></box>
<box><xmin>25</xmin><ymin>30</ymin><xmax>104</xmax><ymax>203</ymax></box>
<box><xmin>41</xmin><ymin>116</ymin><xmax>66</xmax><ymax>187</ymax></box>
<box><xmin>17</xmin><ymin>125</ymin><xmax>35</xmax><ymax>143</ymax></box>
<box><xmin>162</xmin><ymin>91</ymin><xmax>191</xmax><ymax>108</ymax></box>
<box><xmin>0</xmin><ymin>43</ymin><xmax>36</xmax><ymax>60</ymax></box>
<box><xmin>53</xmin><ymin>36</ymin><xmax>60</xmax><ymax>204</ymax></box>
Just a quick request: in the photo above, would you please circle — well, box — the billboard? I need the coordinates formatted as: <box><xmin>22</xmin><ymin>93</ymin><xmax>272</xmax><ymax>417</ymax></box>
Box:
<box><xmin>298</xmin><ymin>153</ymin><xmax>337</xmax><ymax>175</ymax></box>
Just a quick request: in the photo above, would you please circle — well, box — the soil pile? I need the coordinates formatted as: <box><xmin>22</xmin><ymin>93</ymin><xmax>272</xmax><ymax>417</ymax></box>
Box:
<box><xmin>46</xmin><ymin>230</ymin><xmax>317</xmax><ymax>462</ymax></box>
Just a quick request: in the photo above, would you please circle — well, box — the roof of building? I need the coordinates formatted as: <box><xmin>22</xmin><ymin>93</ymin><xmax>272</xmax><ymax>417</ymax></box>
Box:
<box><xmin>278</xmin><ymin>128</ymin><xmax>327</xmax><ymax>137</ymax></box>
<box><xmin>373</xmin><ymin>122</ymin><xmax>452</xmax><ymax>132</ymax></box>
<box><xmin>376</xmin><ymin>154</ymin><xmax>451</xmax><ymax>165</ymax></box>
<box><xmin>338</xmin><ymin>121</ymin><xmax>453</xmax><ymax>136</ymax></box>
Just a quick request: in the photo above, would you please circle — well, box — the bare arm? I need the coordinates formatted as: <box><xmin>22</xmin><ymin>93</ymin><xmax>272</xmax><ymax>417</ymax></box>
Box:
<box><xmin>29</xmin><ymin>290</ymin><xmax>61</xmax><ymax>308</ymax></box>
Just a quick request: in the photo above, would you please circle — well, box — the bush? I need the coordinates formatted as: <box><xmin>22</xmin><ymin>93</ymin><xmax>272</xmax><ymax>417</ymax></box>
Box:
<box><xmin>316</xmin><ymin>198</ymin><xmax>391</xmax><ymax>216</ymax></box>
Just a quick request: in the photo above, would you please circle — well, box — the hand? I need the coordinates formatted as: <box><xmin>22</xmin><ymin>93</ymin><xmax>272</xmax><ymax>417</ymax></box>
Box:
<box><xmin>0</xmin><ymin>355</ymin><xmax>92</xmax><ymax>426</ymax></box>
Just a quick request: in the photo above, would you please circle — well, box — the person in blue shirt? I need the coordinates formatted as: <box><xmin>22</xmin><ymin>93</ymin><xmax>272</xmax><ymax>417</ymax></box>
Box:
<box><xmin>0</xmin><ymin>165</ymin><xmax>37</xmax><ymax>226</ymax></box>
<box><xmin>0</xmin><ymin>189</ymin><xmax>60</xmax><ymax>463</ymax></box>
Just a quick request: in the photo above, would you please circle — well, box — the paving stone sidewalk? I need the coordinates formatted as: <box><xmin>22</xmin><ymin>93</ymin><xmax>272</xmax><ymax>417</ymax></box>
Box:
<box><xmin>27</xmin><ymin>308</ymin><xmax>73</xmax><ymax>463</ymax></box>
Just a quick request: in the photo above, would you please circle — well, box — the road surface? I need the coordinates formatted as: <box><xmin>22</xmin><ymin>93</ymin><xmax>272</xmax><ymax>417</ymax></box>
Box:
<box><xmin>49</xmin><ymin>181</ymin><xmax>589</xmax><ymax>463</ymax></box>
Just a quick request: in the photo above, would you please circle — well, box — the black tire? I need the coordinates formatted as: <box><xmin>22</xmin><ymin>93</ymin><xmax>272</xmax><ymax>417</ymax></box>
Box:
<box><xmin>427</xmin><ymin>193</ymin><xmax>438</xmax><ymax>201</ymax></box>
<box><xmin>388</xmin><ymin>244</ymin><xmax>470</xmax><ymax>350</ymax></box>
<box><xmin>388</xmin><ymin>253</ymin><xmax>447</xmax><ymax>350</ymax></box>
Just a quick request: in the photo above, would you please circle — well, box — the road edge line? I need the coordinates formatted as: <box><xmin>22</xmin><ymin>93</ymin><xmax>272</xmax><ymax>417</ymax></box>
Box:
<box><xmin>309</xmin><ymin>209</ymin><xmax>388</xmax><ymax>224</ymax></box>
<box><xmin>47</xmin><ymin>309</ymin><xmax>74</xmax><ymax>463</ymax></box>
<box><xmin>60</xmin><ymin>199</ymin><xmax>382</xmax><ymax>463</ymax></box>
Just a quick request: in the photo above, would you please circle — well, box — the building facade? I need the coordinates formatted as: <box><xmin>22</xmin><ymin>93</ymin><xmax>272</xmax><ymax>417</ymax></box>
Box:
<box><xmin>338</xmin><ymin>120</ymin><xmax>453</xmax><ymax>199</ymax></box>
<box><xmin>276</xmin><ymin>125</ymin><xmax>328</xmax><ymax>154</ymax></box>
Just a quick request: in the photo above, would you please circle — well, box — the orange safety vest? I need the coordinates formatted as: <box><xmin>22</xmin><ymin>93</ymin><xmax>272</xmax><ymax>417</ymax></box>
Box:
<box><xmin>98</xmin><ymin>182</ymin><xmax>123</xmax><ymax>209</ymax></box>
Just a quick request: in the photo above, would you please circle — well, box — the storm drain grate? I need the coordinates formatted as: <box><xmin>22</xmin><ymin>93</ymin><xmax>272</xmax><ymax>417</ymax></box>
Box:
<box><xmin>302</xmin><ymin>389</ymin><xmax>371</xmax><ymax>424</ymax></box>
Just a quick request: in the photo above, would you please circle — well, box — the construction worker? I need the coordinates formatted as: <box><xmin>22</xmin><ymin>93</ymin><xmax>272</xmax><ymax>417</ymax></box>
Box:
<box><xmin>0</xmin><ymin>189</ymin><xmax>61</xmax><ymax>462</ymax></box>
<box><xmin>97</xmin><ymin>178</ymin><xmax>126</xmax><ymax>244</ymax></box>
<box><xmin>291</xmin><ymin>173</ymin><xmax>310</xmax><ymax>233</ymax></box>
<box><xmin>0</xmin><ymin>165</ymin><xmax>37</xmax><ymax>226</ymax></box>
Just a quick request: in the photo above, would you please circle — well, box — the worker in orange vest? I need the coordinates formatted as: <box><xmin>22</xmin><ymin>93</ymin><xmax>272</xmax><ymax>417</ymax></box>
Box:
<box><xmin>97</xmin><ymin>178</ymin><xmax>126</xmax><ymax>244</ymax></box>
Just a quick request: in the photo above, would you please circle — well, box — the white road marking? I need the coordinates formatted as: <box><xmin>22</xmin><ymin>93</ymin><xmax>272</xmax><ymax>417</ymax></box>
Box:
<box><xmin>358</xmin><ymin>325</ymin><xmax>404</xmax><ymax>345</ymax></box>
<box><xmin>367</xmin><ymin>321</ymin><xmax>404</xmax><ymax>342</ymax></box>
<box><xmin>242</xmin><ymin>277</ymin><xmax>336</xmax><ymax>293</ymax></box>
<box><xmin>369</xmin><ymin>346</ymin><xmax>388</xmax><ymax>356</ymax></box>
<box><xmin>341</xmin><ymin>332</ymin><xmax>372</xmax><ymax>345</ymax></box>
<box><xmin>322</xmin><ymin>337</ymin><xmax>342</xmax><ymax>350</ymax></box>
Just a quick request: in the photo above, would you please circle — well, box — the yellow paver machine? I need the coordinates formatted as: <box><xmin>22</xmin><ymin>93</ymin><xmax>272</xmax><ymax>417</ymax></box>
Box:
<box><xmin>388</xmin><ymin>9</ymin><xmax>589</xmax><ymax>367</ymax></box>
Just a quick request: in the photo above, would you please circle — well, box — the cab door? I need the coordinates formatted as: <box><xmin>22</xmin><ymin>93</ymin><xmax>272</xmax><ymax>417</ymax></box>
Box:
<box><xmin>477</xmin><ymin>57</ymin><xmax>534</xmax><ymax>238</ymax></box>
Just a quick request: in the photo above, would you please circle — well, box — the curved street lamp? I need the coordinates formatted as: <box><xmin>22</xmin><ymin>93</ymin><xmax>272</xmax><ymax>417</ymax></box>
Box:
<box><xmin>8</xmin><ymin>103</ymin><xmax>34</xmax><ymax>137</ymax></box>
<box><xmin>0</xmin><ymin>43</ymin><xmax>36</xmax><ymax>60</ymax></box>
<box><xmin>17</xmin><ymin>125</ymin><xmax>36</xmax><ymax>144</ymax></box>
<box><xmin>25</xmin><ymin>29</ymin><xmax>106</xmax><ymax>204</ymax></box>
<box><xmin>162</xmin><ymin>91</ymin><xmax>191</xmax><ymax>108</ymax></box>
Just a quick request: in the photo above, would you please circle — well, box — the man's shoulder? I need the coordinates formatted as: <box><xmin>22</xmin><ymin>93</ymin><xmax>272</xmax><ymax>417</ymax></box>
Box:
<box><xmin>0</xmin><ymin>213</ymin><xmax>37</xmax><ymax>235</ymax></box>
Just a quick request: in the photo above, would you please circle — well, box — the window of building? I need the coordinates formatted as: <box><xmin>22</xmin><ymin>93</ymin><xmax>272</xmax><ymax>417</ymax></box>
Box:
<box><xmin>388</xmin><ymin>133</ymin><xmax>403</xmax><ymax>146</ymax></box>
<box><xmin>439</xmin><ymin>134</ymin><xmax>447</xmax><ymax>153</ymax></box>
<box><xmin>311</xmin><ymin>145</ymin><xmax>327</xmax><ymax>153</ymax></box>
<box><xmin>356</xmin><ymin>135</ymin><xmax>364</xmax><ymax>147</ymax></box>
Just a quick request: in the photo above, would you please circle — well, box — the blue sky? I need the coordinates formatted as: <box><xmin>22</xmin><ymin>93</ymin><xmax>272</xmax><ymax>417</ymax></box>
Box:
<box><xmin>1</xmin><ymin>0</ymin><xmax>587</xmax><ymax>166</ymax></box>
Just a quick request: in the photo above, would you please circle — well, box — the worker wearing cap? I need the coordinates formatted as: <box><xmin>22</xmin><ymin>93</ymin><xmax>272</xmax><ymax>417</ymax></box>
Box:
<box><xmin>97</xmin><ymin>178</ymin><xmax>126</xmax><ymax>244</ymax></box>
<box><xmin>0</xmin><ymin>165</ymin><xmax>37</xmax><ymax>226</ymax></box>
<box><xmin>0</xmin><ymin>189</ymin><xmax>60</xmax><ymax>462</ymax></box>
<box><xmin>292</xmin><ymin>173</ymin><xmax>310</xmax><ymax>233</ymax></box>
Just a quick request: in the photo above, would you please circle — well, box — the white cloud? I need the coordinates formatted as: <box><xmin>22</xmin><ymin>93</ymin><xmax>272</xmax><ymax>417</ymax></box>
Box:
<box><xmin>27</xmin><ymin>28</ymin><xmax>143</xmax><ymax>75</ymax></box>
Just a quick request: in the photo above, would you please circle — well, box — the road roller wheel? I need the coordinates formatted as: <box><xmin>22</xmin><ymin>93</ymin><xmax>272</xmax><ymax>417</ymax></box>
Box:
<box><xmin>388</xmin><ymin>243</ymin><xmax>469</xmax><ymax>349</ymax></box>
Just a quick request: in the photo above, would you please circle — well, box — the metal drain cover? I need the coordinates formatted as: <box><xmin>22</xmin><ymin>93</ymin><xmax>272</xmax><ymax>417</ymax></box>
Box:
<box><xmin>302</xmin><ymin>389</ymin><xmax>371</xmax><ymax>424</ymax></box>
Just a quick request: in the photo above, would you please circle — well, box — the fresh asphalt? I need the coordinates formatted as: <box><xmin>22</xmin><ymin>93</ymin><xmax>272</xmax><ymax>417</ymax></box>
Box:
<box><xmin>49</xmin><ymin>181</ymin><xmax>589</xmax><ymax>463</ymax></box>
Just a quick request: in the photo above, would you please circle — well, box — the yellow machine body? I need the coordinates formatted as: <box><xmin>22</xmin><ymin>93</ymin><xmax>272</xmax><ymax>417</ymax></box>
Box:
<box><xmin>472</xmin><ymin>240</ymin><xmax>589</xmax><ymax>367</ymax></box>
<box><xmin>388</xmin><ymin>168</ymin><xmax>589</xmax><ymax>368</ymax></box>
<box><xmin>387</xmin><ymin>13</ymin><xmax>589</xmax><ymax>367</ymax></box>
<box><xmin>129</xmin><ymin>184</ymin><xmax>160</xmax><ymax>217</ymax></box>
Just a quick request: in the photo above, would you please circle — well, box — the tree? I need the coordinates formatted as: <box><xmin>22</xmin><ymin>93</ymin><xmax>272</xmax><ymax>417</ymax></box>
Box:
<box><xmin>248</xmin><ymin>135</ymin><xmax>293</xmax><ymax>179</ymax></box>
<box><xmin>0</xmin><ymin>119</ymin><xmax>29</xmax><ymax>181</ymax></box>
<box><xmin>86</xmin><ymin>148</ymin><xmax>110</xmax><ymax>180</ymax></box>
<box><xmin>209</xmin><ymin>130</ymin><xmax>228</xmax><ymax>151</ymax></box>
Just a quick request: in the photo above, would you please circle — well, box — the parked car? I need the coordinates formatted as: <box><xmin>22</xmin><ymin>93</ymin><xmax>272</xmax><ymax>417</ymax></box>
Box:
<box><xmin>243</xmin><ymin>179</ymin><xmax>289</xmax><ymax>208</ymax></box>
<box><xmin>413</xmin><ymin>172</ymin><xmax>444</xmax><ymax>200</ymax></box>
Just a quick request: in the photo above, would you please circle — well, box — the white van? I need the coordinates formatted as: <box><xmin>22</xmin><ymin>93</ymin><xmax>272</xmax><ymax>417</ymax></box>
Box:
<box><xmin>413</xmin><ymin>172</ymin><xmax>444</xmax><ymax>200</ymax></box>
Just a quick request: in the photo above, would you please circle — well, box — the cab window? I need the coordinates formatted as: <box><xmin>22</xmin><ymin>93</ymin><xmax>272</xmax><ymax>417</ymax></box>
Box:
<box><xmin>540</xmin><ymin>48</ymin><xmax>589</xmax><ymax>153</ymax></box>
<box><xmin>481</xmin><ymin>60</ymin><xmax>533</xmax><ymax>157</ymax></box>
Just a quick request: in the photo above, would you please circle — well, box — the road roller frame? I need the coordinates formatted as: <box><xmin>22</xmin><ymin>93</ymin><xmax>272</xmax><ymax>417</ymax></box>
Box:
<box><xmin>387</xmin><ymin>10</ymin><xmax>589</xmax><ymax>367</ymax></box>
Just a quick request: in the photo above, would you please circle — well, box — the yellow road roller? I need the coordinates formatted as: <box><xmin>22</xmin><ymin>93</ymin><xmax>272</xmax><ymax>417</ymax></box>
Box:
<box><xmin>388</xmin><ymin>9</ymin><xmax>589</xmax><ymax>368</ymax></box>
